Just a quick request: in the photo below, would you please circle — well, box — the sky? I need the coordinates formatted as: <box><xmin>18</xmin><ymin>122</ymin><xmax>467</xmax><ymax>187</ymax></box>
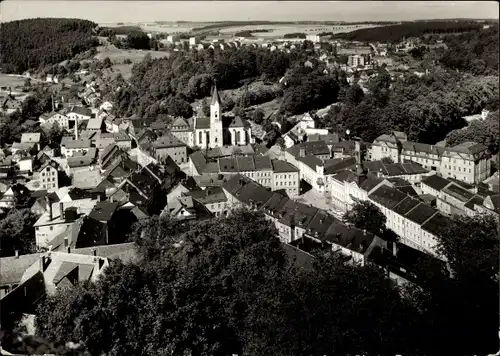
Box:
<box><xmin>1</xmin><ymin>1</ymin><xmax>498</xmax><ymax>24</ymax></box>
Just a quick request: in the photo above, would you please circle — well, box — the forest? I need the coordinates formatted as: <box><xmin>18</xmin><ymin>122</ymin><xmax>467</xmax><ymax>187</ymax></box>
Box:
<box><xmin>440</xmin><ymin>26</ymin><xmax>499</xmax><ymax>75</ymax></box>
<box><xmin>106</xmin><ymin>46</ymin><xmax>301</xmax><ymax>120</ymax></box>
<box><xmin>334</xmin><ymin>20</ymin><xmax>483</xmax><ymax>43</ymax></box>
<box><xmin>3</xmin><ymin>209</ymin><xmax>498</xmax><ymax>355</ymax></box>
<box><xmin>318</xmin><ymin>68</ymin><xmax>499</xmax><ymax>144</ymax></box>
<box><xmin>0</xmin><ymin>18</ymin><xmax>99</xmax><ymax>74</ymax></box>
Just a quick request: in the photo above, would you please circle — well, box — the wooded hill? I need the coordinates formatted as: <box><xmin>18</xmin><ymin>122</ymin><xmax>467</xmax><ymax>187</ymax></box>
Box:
<box><xmin>0</xmin><ymin>18</ymin><xmax>98</xmax><ymax>74</ymax></box>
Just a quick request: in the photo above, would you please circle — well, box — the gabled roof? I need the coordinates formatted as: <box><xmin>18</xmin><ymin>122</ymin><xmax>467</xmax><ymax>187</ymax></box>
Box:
<box><xmin>211</xmin><ymin>84</ymin><xmax>222</xmax><ymax>106</ymax></box>
<box><xmin>190</xmin><ymin>151</ymin><xmax>207</xmax><ymax>174</ymax></box>
<box><xmin>393</xmin><ymin>196</ymin><xmax>421</xmax><ymax>216</ymax></box>
<box><xmin>442</xmin><ymin>183</ymin><xmax>475</xmax><ymax>203</ymax></box>
<box><xmin>21</xmin><ymin>133</ymin><xmax>41</xmax><ymax>144</ymax></box>
<box><xmin>86</xmin><ymin>117</ymin><xmax>104</xmax><ymax>130</ymax></box>
<box><xmin>184</xmin><ymin>187</ymin><xmax>227</xmax><ymax>205</ymax></box>
<box><xmin>63</xmin><ymin>139</ymin><xmax>92</xmax><ymax>149</ymax></box>
<box><xmin>287</xmin><ymin>140</ymin><xmax>330</xmax><ymax>158</ymax></box>
<box><xmin>271</xmin><ymin>159</ymin><xmax>299</xmax><ymax>173</ymax></box>
<box><xmin>195</xmin><ymin>117</ymin><xmax>211</xmax><ymax>129</ymax></box>
<box><xmin>88</xmin><ymin>201</ymin><xmax>119</xmax><ymax>222</ymax></box>
<box><xmin>422</xmin><ymin>175</ymin><xmax>450</xmax><ymax>192</ymax></box>
<box><xmin>369</xmin><ymin>185</ymin><xmax>407</xmax><ymax>209</ymax></box>
<box><xmin>72</xmin><ymin>170</ymin><xmax>101</xmax><ymax>190</ymax></box>
<box><xmin>153</xmin><ymin>132</ymin><xmax>186</xmax><ymax>149</ymax></box>
<box><xmin>228</xmin><ymin>116</ymin><xmax>249</xmax><ymax>128</ymax></box>
<box><xmin>404</xmin><ymin>203</ymin><xmax>437</xmax><ymax>225</ymax></box>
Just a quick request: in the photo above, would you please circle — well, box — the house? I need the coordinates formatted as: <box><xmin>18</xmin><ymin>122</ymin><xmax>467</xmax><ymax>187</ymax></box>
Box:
<box><xmin>109</xmin><ymin>164</ymin><xmax>167</xmax><ymax>216</ymax></box>
<box><xmin>66</xmin><ymin>106</ymin><xmax>92</xmax><ymax>121</ymax></box>
<box><xmin>483</xmin><ymin>172</ymin><xmax>499</xmax><ymax>192</ymax></box>
<box><xmin>33</xmin><ymin>161</ymin><xmax>59</xmax><ymax>191</ymax></box>
<box><xmin>0</xmin><ymin>250</ymin><xmax>109</xmax><ymax>323</ymax></box>
<box><xmin>20</xmin><ymin>133</ymin><xmax>41</xmax><ymax>151</ymax></box>
<box><xmin>371</xmin><ymin>132</ymin><xmax>491</xmax><ymax>184</ymax></box>
<box><xmin>99</xmin><ymin>144</ymin><xmax>127</xmax><ymax>171</ymax></box>
<box><xmin>61</xmin><ymin>138</ymin><xmax>92</xmax><ymax>157</ymax></box>
<box><xmin>30</xmin><ymin>190</ymin><xmax>59</xmax><ymax>216</ymax></box>
<box><xmin>1</xmin><ymin>95</ymin><xmax>22</xmax><ymax>114</ymax></box>
<box><xmin>165</xmin><ymin>195</ymin><xmax>213</xmax><ymax>220</ymax></box>
<box><xmin>67</xmin><ymin>155</ymin><xmax>97</xmax><ymax>176</ymax></box>
<box><xmin>151</xmin><ymin>132</ymin><xmax>188</xmax><ymax>165</ymax></box>
<box><xmin>86</xmin><ymin>117</ymin><xmax>104</xmax><ymax>132</ymax></box>
<box><xmin>0</xmin><ymin>184</ymin><xmax>31</xmax><ymax>209</ymax></box>
<box><xmin>113</xmin><ymin>130</ymin><xmax>132</xmax><ymax>151</ymax></box>
<box><xmin>33</xmin><ymin>198</ymin><xmax>98</xmax><ymax>246</ymax></box>
<box><xmin>72</xmin><ymin>170</ymin><xmax>102</xmax><ymax>190</ymax></box>
<box><xmin>182</xmin><ymin>187</ymin><xmax>228</xmax><ymax>217</ymax></box>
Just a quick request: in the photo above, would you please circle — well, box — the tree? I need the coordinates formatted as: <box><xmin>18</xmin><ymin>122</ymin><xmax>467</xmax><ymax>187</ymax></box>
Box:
<box><xmin>125</xmin><ymin>30</ymin><xmax>150</xmax><ymax>50</ymax></box>
<box><xmin>252</xmin><ymin>108</ymin><xmax>265</xmax><ymax>124</ymax></box>
<box><xmin>102</xmin><ymin>57</ymin><xmax>113</xmax><ymax>69</ymax></box>
<box><xmin>36</xmin><ymin>209</ymin><xmax>288</xmax><ymax>356</ymax></box>
<box><xmin>0</xmin><ymin>208</ymin><xmax>38</xmax><ymax>257</ymax></box>
<box><xmin>23</xmin><ymin>78</ymin><xmax>31</xmax><ymax>88</ymax></box>
<box><xmin>0</xmin><ymin>18</ymin><xmax>98</xmax><ymax>74</ymax></box>
<box><xmin>343</xmin><ymin>200</ymin><xmax>386</xmax><ymax>234</ymax></box>
<box><xmin>46</xmin><ymin>122</ymin><xmax>63</xmax><ymax>147</ymax></box>
<box><xmin>276</xmin><ymin>136</ymin><xmax>286</xmax><ymax>150</ymax></box>
<box><xmin>381</xmin><ymin>156</ymin><xmax>394</xmax><ymax>164</ymax></box>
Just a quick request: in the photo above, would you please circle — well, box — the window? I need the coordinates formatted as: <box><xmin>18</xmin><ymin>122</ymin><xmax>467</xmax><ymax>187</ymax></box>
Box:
<box><xmin>50</xmin><ymin>226</ymin><xmax>53</xmax><ymax>230</ymax></box>
<box><xmin>42</xmin><ymin>173</ymin><xmax>45</xmax><ymax>177</ymax></box>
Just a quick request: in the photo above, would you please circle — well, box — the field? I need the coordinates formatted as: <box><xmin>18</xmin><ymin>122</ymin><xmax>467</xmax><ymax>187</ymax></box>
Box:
<box><xmin>101</xmin><ymin>22</ymin><xmax>204</xmax><ymax>34</ymax></box>
<box><xmin>218</xmin><ymin>24</ymin><xmax>380</xmax><ymax>38</ymax></box>
<box><xmin>94</xmin><ymin>45</ymin><xmax>171</xmax><ymax>63</ymax></box>
<box><xmin>0</xmin><ymin>74</ymin><xmax>27</xmax><ymax>88</ymax></box>
<box><xmin>99</xmin><ymin>21</ymin><xmax>381</xmax><ymax>38</ymax></box>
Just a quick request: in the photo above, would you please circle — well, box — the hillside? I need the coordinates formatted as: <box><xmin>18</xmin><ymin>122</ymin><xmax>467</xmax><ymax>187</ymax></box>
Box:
<box><xmin>334</xmin><ymin>20</ymin><xmax>483</xmax><ymax>42</ymax></box>
<box><xmin>0</xmin><ymin>18</ymin><xmax>99</xmax><ymax>74</ymax></box>
<box><xmin>440</xmin><ymin>26</ymin><xmax>499</xmax><ymax>75</ymax></box>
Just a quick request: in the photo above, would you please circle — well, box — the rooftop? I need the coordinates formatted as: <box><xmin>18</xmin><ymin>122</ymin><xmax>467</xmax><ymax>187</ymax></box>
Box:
<box><xmin>421</xmin><ymin>175</ymin><xmax>450</xmax><ymax>192</ymax></box>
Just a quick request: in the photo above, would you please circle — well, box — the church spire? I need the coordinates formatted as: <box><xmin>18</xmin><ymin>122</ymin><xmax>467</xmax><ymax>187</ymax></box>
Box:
<box><xmin>210</xmin><ymin>81</ymin><xmax>222</xmax><ymax>106</ymax></box>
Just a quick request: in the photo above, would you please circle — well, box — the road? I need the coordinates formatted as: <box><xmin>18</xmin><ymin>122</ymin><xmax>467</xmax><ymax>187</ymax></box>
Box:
<box><xmin>294</xmin><ymin>187</ymin><xmax>344</xmax><ymax>220</ymax></box>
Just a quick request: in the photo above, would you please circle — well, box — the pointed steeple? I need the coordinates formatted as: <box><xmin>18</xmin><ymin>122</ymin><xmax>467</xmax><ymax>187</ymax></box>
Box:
<box><xmin>210</xmin><ymin>82</ymin><xmax>222</xmax><ymax>106</ymax></box>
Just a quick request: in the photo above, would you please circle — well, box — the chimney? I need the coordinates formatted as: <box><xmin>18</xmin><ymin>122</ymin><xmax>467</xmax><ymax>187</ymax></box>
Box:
<box><xmin>92</xmin><ymin>248</ymin><xmax>97</xmax><ymax>256</ymax></box>
<box><xmin>392</xmin><ymin>241</ymin><xmax>398</xmax><ymax>256</ymax></box>
<box><xmin>363</xmin><ymin>229</ymin><xmax>366</xmax><ymax>235</ymax></box>
<box><xmin>46</xmin><ymin>196</ymin><xmax>53</xmax><ymax>220</ymax></box>
<box><xmin>14</xmin><ymin>250</ymin><xmax>19</xmax><ymax>259</ymax></box>
<box><xmin>59</xmin><ymin>202</ymin><xmax>64</xmax><ymax>219</ymax></box>
<box><xmin>74</xmin><ymin>120</ymin><xmax>79</xmax><ymax>140</ymax></box>
<box><xmin>299</xmin><ymin>148</ymin><xmax>306</xmax><ymax>157</ymax></box>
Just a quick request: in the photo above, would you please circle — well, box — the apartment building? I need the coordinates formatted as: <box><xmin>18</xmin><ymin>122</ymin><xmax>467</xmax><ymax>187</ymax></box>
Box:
<box><xmin>222</xmin><ymin>174</ymin><xmax>387</xmax><ymax>266</ymax></box>
<box><xmin>371</xmin><ymin>132</ymin><xmax>491</xmax><ymax>184</ymax></box>
<box><xmin>61</xmin><ymin>138</ymin><xmax>92</xmax><ymax>157</ymax></box>
<box><xmin>367</xmin><ymin>183</ymin><xmax>447</xmax><ymax>256</ymax></box>
<box><xmin>35</xmin><ymin>161</ymin><xmax>59</xmax><ymax>191</ymax></box>
<box><xmin>218</xmin><ymin>156</ymin><xmax>301</xmax><ymax>197</ymax></box>
<box><xmin>151</xmin><ymin>132</ymin><xmax>188</xmax><ymax>165</ymax></box>
<box><xmin>348</xmin><ymin>54</ymin><xmax>365</xmax><ymax>67</ymax></box>
<box><xmin>421</xmin><ymin>174</ymin><xmax>498</xmax><ymax>218</ymax></box>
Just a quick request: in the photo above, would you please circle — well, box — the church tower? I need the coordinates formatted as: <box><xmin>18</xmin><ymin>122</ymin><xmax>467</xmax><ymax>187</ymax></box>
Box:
<box><xmin>209</xmin><ymin>83</ymin><xmax>223</xmax><ymax>148</ymax></box>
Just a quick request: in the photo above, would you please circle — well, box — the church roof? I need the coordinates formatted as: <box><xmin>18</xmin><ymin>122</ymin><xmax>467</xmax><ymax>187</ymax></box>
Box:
<box><xmin>228</xmin><ymin>116</ymin><xmax>249</xmax><ymax>128</ymax></box>
<box><xmin>210</xmin><ymin>84</ymin><xmax>222</xmax><ymax>106</ymax></box>
<box><xmin>195</xmin><ymin>117</ymin><xmax>211</xmax><ymax>129</ymax></box>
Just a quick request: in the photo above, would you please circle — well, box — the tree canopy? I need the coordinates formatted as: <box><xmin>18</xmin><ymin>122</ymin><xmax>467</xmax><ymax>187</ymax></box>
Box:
<box><xmin>19</xmin><ymin>209</ymin><xmax>500</xmax><ymax>355</ymax></box>
<box><xmin>0</xmin><ymin>18</ymin><xmax>98</xmax><ymax>73</ymax></box>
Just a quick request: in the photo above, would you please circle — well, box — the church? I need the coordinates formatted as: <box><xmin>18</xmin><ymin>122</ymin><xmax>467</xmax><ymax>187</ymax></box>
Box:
<box><xmin>169</xmin><ymin>84</ymin><xmax>254</xmax><ymax>149</ymax></box>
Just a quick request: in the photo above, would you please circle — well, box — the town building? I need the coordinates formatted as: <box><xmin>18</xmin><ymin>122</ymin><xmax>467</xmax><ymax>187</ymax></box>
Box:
<box><xmin>169</xmin><ymin>84</ymin><xmax>254</xmax><ymax>149</ymax></box>
<box><xmin>370</xmin><ymin>131</ymin><xmax>491</xmax><ymax>184</ymax></box>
